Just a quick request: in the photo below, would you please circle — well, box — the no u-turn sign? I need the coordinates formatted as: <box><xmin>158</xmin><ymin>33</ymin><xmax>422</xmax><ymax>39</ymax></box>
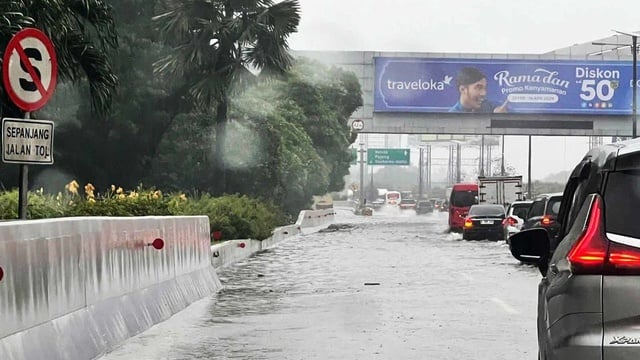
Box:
<box><xmin>2</xmin><ymin>28</ymin><xmax>57</xmax><ymax>112</ymax></box>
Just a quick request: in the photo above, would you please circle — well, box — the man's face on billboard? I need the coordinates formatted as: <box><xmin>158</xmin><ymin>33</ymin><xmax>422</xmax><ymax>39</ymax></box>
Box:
<box><xmin>460</xmin><ymin>78</ymin><xmax>487</xmax><ymax>110</ymax></box>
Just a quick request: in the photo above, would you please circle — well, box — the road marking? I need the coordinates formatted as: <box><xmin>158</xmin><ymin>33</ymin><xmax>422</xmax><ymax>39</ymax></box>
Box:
<box><xmin>491</xmin><ymin>297</ymin><xmax>519</xmax><ymax>314</ymax></box>
<box><xmin>460</xmin><ymin>272</ymin><xmax>474</xmax><ymax>281</ymax></box>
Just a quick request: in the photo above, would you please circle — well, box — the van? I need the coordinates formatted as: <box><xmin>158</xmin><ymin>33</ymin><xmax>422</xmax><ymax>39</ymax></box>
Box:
<box><xmin>448</xmin><ymin>183</ymin><xmax>479</xmax><ymax>232</ymax></box>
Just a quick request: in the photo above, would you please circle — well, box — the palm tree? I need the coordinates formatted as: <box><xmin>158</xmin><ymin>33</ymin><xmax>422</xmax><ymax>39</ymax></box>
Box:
<box><xmin>0</xmin><ymin>0</ymin><xmax>118</xmax><ymax>117</ymax></box>
<box><xmin>153</xmin><ymin>0</ymin><xmax>301</xmax><ymax>192</ymax></box>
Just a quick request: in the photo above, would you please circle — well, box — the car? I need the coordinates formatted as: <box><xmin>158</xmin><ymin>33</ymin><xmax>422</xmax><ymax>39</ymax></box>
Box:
<box><xmin>370</xmin><ymin>198</ymin><xmax>385</xmax><ymax>209</ymax></box>
<box><xmin>462</xmin><ymin>204</ymin><xmax>506</xmax><ymax>240</ymax></box>
<box><xmin>509</xmin><ymin>139</ymin><xmax>640</xmax><ymax>359</ymax></box>
<box><xmin>520</xmin><ymin>193</ymin><xmax>563</xmax><ymax>240</ymax></box>
<box><xmin>415</xmin><ymin>200</ymin><xmax>434</xmax><ymax>214</ymax></box>
<box><xmin>398</xmin><ymin>198</ymin><xmax>417</xmax><ymax>210</ymax></box>
<box><xmin>502</xmin><ymin>200</ymin><xmax>533</xmax><ymax>240</ymax></box>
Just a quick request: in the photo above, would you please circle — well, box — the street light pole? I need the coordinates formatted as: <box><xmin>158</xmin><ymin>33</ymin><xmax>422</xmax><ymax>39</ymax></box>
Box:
<box><xmin>418</xmin><ymin>147</ymin><xmax>424</xmax><ymax>199</ymax></box>
<box><xmin>633</xmin><ymin>35</ymin><xmax>637</xmax><ymax>138</ymax></box>
<box><xmin>591</xmin><ymin>30</ymin><xmax>639</xmax><ymax>138</ymax></box>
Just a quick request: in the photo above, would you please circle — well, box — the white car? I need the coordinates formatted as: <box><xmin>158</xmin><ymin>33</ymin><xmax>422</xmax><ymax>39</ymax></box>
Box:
<box><xmin>502</xmin><ymin>200</ymin><xmax>533</xmax><ymax>240</ymax></box>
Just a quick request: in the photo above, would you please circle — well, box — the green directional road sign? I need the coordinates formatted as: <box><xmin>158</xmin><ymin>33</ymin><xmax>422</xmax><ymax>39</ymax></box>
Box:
<box><xmin>367</xmin><ymin>148</ymin><xmax>410</xmax><ymax>165</ymax></box>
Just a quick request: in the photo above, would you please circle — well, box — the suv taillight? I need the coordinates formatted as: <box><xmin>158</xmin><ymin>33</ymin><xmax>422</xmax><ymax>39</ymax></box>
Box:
<box><xmin>541</xmin><ymin>215</ymin><xmax>554</xmax><ymax>226</ymax></box>
<box><xmin>567</xmin><ymin>196</ymin><xmax>640</xmax><ymax>275</ymax></box>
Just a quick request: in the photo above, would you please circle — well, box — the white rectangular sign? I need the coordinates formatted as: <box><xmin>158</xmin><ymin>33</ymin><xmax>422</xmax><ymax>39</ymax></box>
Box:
<box><xmin>2</xmin><ymin>118</ymin><xmax>54</xmax><ymax>164</ymax></box>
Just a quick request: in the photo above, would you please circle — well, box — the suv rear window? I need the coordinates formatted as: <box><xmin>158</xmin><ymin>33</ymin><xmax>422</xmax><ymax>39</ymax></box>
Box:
<box><xmin>510</xmin><ymin>203</ymin><xmax>531</xmax><ymax>219</ymax></box>
<box><xmin>546</xmin><ymin>197</ymin><xmax>562</xmax><ymax>216</ymax></box>
<box><xmin>469</xmin><ymin>205</ymin><xmax>504</xmax><ymax>216</ymax></box>
<box><xmin>605</xmin><ymin>171</ymin><xmax>640</xmax><ymax>238</ymax></box>
<box><xmin>528</xmin><ymin>200</ymin><xmax>545</xmax><ymax>217</ymax></box>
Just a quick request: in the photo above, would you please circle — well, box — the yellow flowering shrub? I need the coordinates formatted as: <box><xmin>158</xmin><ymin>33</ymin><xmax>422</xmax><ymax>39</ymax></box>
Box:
<box><xmin>0</xmin><ymin>180</ymin><xmax>284</xmax><ymax>241</ymax></box>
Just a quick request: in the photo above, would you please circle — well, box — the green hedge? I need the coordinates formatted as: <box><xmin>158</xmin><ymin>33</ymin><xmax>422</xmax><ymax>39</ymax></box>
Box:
<box><xmin>0</xmin><ymin>184</ymin><xmax>284</xmax><ymax>242</ymax></box>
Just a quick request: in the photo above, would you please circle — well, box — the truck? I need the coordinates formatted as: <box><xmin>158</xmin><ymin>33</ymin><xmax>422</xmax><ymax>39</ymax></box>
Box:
<box><xmin>477</xmin><ymin>175</ymin><xmax>524</xmax><ymax>207</ymax></box>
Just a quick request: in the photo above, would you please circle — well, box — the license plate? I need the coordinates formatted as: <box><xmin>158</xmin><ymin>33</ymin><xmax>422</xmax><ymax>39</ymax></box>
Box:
<box><xmin>480</xmin><ymin>220</ymin><xmax>494</xmax><ymax>225</ymax></box>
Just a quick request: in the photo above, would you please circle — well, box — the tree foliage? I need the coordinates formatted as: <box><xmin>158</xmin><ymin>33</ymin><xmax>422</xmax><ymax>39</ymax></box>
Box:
<box><xmin>281</xmin><ymin>58</ymin><xmax>363</xmax><ymax>191</ymax></box>
<box><xmin>153</xmin><ymin>0</ymin><xmax>301</xmax><ymax>191</ymax></box>
<box><xmin>0</xmin><ymin>1</ymin><xmax>363</xmax><ymax>218</ymax></box>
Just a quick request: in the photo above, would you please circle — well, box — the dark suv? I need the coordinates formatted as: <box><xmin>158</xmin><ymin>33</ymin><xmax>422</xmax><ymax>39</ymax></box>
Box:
<box><xmin>510</xmin><ymin>139</ymin><xmax>640</xmax><ymax>359</ymax></box>
<box><xmin>520</xmin><ymin>193</ymin><xmax>563</xmax><ymax>240</ymax></box>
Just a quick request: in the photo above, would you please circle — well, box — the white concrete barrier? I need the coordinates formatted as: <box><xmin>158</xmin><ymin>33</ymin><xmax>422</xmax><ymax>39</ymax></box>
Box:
<box><xmin>0</xmin><ymin>216</ymin><xmax>220</xmax><ymax>360</ymax></box>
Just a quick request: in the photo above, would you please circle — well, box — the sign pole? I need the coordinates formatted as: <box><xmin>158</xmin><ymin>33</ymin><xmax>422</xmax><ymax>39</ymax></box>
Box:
<box><xmin>2</xmin><ymin>28</ymin><xmax>58</xmax><ymax>219</ymax></box>
<box><xmin>18</xmin><ymin>111</ymin><xmax>30</xmax><ymax>219</ymax></box>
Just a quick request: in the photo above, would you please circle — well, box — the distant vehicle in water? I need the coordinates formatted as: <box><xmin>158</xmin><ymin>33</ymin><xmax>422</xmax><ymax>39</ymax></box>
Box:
<box><xmin>385</xmin><ymin>191</ymin><xmax>401</xmax><ymax>205</ymax></box>
<box><xmin>370</xmin><ymin>198</ymin><xmax>385</xmax><ymax>209</ymax></box>
<box><xmin>520</xmin><ymin>192</ymin><xmax>563</xmax><ymax>240</ymax></box>
<box><xmin>502</xmin><ymin>200</ymin><xmax>533</xmax><ymax>240</ymax></box>
<box><xmin>313</xmin><ymin>195</ymin><xmax>334</xmax><ymax>210</ymax></box>
<box><xmin>399</xmin><ymin>198</ymin><xmax>417</xmax><ymax>210</ymax></box>
<box><xmin>477</xmin><ymin>175</ymin><xmax>524</xmax><ymax>206</ymax></box>
<box><xmin>448</xmin><ymin>183</ymin><xmax>479</xmax><ymax>232</ymax></box>
<box><xmin>462</xmin><ymin>204</ymin><xmax>506</xmax><ymax>240</ymax></box>
<box><xmin>428</xmin><ymin>198</ymin><xmax>443</xmax><ymax>211</ymax></box>
<box><xmin>415</xmin><ymin>200</ymin><xmax>434</xmax><ymax>214</ymax></box>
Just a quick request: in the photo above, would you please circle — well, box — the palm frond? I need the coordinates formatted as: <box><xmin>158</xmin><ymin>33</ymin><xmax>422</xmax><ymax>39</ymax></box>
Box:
<box><xmin>63</xmin><ymin>31</ymin><xmax>118</xmax><ymax>114</ymax></box>
<box><xmin>154</xmin><ymin>0</ymin><xmax>300</xmax><ymax>107</ymax></box>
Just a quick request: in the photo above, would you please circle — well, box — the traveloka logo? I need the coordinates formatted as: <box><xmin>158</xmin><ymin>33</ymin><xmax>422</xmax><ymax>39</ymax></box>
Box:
<box><xmin>386</xmin><ymin>75</ymin><xmax>453</xmax><ymax>91</ymax></box>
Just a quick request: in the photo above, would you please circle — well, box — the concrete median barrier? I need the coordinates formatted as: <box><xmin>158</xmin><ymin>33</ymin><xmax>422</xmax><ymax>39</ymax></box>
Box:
<box><xmin>211</xmin><ymin>208</ymin><xmax>335</xmax><ymax>269</ymax></box>
<box><xmin>0</xmin><ymin>216</ymin><xmax>220</xmax><ymax>360</ymax></box>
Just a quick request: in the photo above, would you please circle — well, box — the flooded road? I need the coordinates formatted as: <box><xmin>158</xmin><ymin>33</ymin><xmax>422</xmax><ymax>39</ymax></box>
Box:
<box><xmin>101</xmin><ymin>209</ymin><xmax>541</xmax><ymax>360</ymax></box>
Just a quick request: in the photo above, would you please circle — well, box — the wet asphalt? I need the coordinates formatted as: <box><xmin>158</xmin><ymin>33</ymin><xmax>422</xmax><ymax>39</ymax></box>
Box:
<box><xmin>101</xmin><ymin>208</ymin><xmax>541</xmax><ymax>360</ymax></box>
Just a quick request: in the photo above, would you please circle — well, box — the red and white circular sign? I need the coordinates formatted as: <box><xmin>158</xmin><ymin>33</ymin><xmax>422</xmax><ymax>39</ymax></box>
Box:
<box><xmin>2</xmin><ymin>28</ymin><xmax>58</xmax><ymax>112</ymax></box>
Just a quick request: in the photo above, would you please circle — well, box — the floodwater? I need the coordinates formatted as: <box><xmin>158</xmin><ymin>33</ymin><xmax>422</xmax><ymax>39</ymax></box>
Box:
<box><xmin>101</xmin><ymin>208</ymin><xmax>540</xmax><ymax>360</ymax></box>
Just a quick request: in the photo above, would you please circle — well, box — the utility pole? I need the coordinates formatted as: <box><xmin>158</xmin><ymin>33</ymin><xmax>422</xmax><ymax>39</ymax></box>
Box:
<box><xmin>418</xmin><ymin>147</ymin><xmax>424</xmax><ymax>199</ymax></box>
<box><xmin>426</xmin><ymin>145</ymin><xmax>432</xmax><ymax>193</ymax></box>
<box><xmin>501</xmin><ymin>135</ymin><xmax>505</xmax><ymax>176</ymax></box>
<box><xmin>527</xmin><ymin>136</ymin><xmax>532</xmax><ymax>199</ymax></box>
<box><xmin>486</xmin><ymin>144</ymin><xmax>492</xmax><ymax>177</ymax></box>
<box><xmin>456</xmin><ymin>142</ymin><xmax>462</xmax><ymax>183</ymax></box>
<box><xmin>479</xmin><ymin>135</ymin><xmax>485</xmax><ymax>177</ymax></box>
<box><xmin>359</xmin><ymin>142</ymin><xmax>365</xmax><ymax>210</ymax></box>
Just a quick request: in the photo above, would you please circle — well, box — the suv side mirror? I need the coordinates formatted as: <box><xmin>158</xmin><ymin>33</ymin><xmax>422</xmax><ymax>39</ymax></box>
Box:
<box><xmin>508</xmin><ymin>228</ymin><xmax>551</xmax><ymax>275</ymax></box>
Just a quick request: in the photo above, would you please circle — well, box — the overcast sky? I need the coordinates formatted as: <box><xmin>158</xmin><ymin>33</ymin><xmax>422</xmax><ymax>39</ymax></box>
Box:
<box><xmin>288</xmin><ymin>0</ymin><xmax>640</xmax><ymax>181</ymax></box>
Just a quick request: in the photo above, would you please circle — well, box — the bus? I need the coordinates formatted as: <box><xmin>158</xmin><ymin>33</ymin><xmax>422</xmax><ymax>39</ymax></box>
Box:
<box><xmin>448</xmin><ymin>183</ymin><xmax>479</xmax><ymax>232</ymax></box>
<box><xmin>385</xmin><ymin>191</ymin><xmax>401</xmax><ymax>206</ymax></box>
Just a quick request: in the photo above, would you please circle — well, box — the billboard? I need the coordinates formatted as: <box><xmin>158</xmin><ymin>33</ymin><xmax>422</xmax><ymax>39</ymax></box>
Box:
<box><xmin>374</xmin><ymin>57</ymin><xmax>636</xmax><ymax>115</ymax></box>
